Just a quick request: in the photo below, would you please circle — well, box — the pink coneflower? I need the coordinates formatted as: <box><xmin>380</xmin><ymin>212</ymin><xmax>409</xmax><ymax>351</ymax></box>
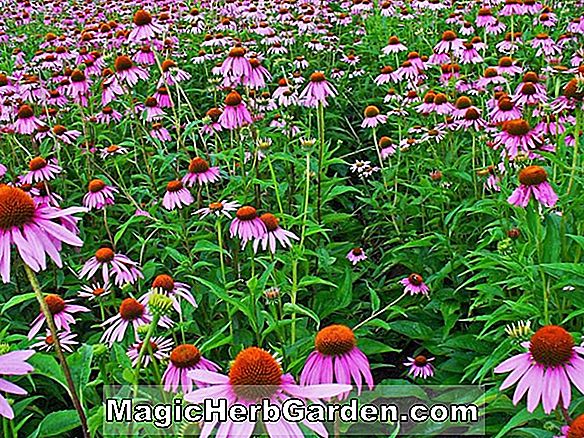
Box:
<box><xmin>51</xmin><ymin>125</ymin><xmax>81</xmax><ymax>145</ymax></box>
<box><xmin>79</xmin><ymin>247</ymin><xmax>143</xmax><ymax>286</ymax></box>
<box><xmin>433</xmin><ymin>93</ymin><xmax>455</xmax><ymax>115</ymax></box>
<box><xmin>347</xmin><ymin>247</ymin><xmax>367</xmax><ymax>265</ymax></box>
<box><xmin>101</xmin><ymin>298</ymin><xmax>151</xmax><ymax>346</ymax></box>
<box><xmin>382</xmin><ymin>36</ymin><xmax>407</xmax><ymax>55</ymax></box>
<box><xmin>142</xmin><ymin>97</ymin><xmax>164</xmax><ymax>122</ymax></box>
<box><xmin>153</xmin><ymin>86</ymin><xmax>172</xmax><ymax>108</ymax></box>
<box><xmin>532</xmin><ymin>33</ymin><xmax>561</xmax><ymax>57</ymax></box>
<box><xmin>495</xmin><ymin>325</ymin><xmax>584</xmax><ymax>414</ymax></box>
<box><xmin>100</xmin><ymin>145</ymin><xmax>128</xmax><ymax>159</ymax></box>
<box><xmin>457</xmin><ymin>42</ymin><xmax>483</xmax><ymax>64</ymax></box>
<box><xmin>512</xmin><ymin>72</ymin><xmax>548</xmax><ymax>106</ymax></box>
<box><xmin>163</xmin><ymin>180</ymin><xmax>193</xmax><ymax>211</ymax></box>
<box><xmin>114</xmin><ymin>55</ymin><xmax>149</xmax><ymax>88</ymax></box>
<box><xmin>140</xmin><ymin>274</ymin><xmax>198</xmax><ymax>314</ymax></box>
<box><xmin>28</xmin><ymin>294</ymin><xmax>90</xmax><ymax>339</ymax></box>
<box><xmin>500</xmin><ymin>0</ymin><xmax>526</xmax><ymax>16</ymax></box>
<box><xmin>195</xmin><ymin>200</ymin><xmax>240</xmax><ymax>218</ymax></box>
<box><xmin>497</xmin><ymin>57</ymin><xmax>523</xmax><ymax>76</ymax></box>
<box><xmin>361</xmin><ymin>105</ymin><xmax>387</xmax><ymax>128</ymax></box>
<box><xmin>301</xmin><ymin>325</ymin><xmax>373</xmax><ymax>398</ymax></box>
<box><xmin>159</xmin><ymin>59</ymin><xmax>191</xmax><ymax>87</ymax></box>
<box><xmin>252</xmin><ymin>213</ymin><xmax>298</xmax><ymax>253</ymax></box>
<box><xmin>490</xmin><ymin>96</ymin><xmax>523</xmax><ymax>123</ymax></box>
<box><xmin>82</xmin><ymin>179</ymin><xmax>118</xmax><ymax>210</ymax></box>
<box><xmin>21</xmin><ymin>157</ymin><xmax>62</xmax><ymax>184</ymax></box>
<box><xmin>495</xmin><ymin>119</ymin><xmax>542</xmax><ymax>159</ymax></box>
<box><xmin>220</xmin><ymin>46</ymin><xmax>252</xmax><ymax>87</ymax></box>
<box><xmin>0</xmin><ymin>350</ymin><xmax>34</xmax><ymax>419</ymax></box>
<box><xmin>150</xmin><ymin>123</ymin><xmax>172</xmax><ymax>141</ymax></box>
<box><xmin>129</xmin><ymin>10</ymin><xmax>162</xmax><ymax>43</ymax></box>
<box><xmin>0</xmin><ymin>185</ymin><xmax>85</xmax><ymax>283</ymax></box>
<box><xmin>476</xmin><ymin>7</ymin><xmax>497</xmax><ymax>27</ymax></box>
<box><xmin>299</xmin><ymin>71</ymin><xmax>337</xmax><ymax>108</ymax></box>
<box><xmin>13</xmin><ymin>105</ymin><xmax>44</xmax><ymax>135</ymax></box>
<box><xmin>404</xmin><ymin>355</ymin><xmax>435</xmax><ymax>379</ymax></box>
<box><xmin>246</xmin><ymin>57</ymin><xmax>272</xmax><ymax>89</ymax></box>
<box><xmin>185</xmin><ymin>346</ymin><xmax>351</xmax><ymax>436</ymax></box>
<box><xmin>508</xmin><ymin>166</ymin><xmax>558</xmax><ymax>208</ymax></box>
<box><xmin>127</xmin><ymin>336</ymin><xmax>173</xmax><ymax>367</ymax></box>
<box><xmin>67</xmin><ymin>69</ymin><xmax>90</xmax><ymax>106</ymax></box>
<box><xmin>434</xmin><ymin>30</ymin><xmax>464</xmax><ymax>54</ymax></box>
<box><xmin>182</xmin><ymin>157</ymin><xmax>220</xmax><ymax>187</ymax></box>
<box><xmin>230</xmin><ymin>206</ymin><xmax>267</xmax><ymax>244</ymax></box>
<box><xmin>219</xmin><ymin>90</ymin><xmax>253</xmax><ymax>130</ymax></box>
<box><xmin>201</xmin><ymin>108</ymin><xmax>223</xmax><ymax>135</ymax></box>
<box><xmin>78</xmin><ymin>282</ymin><xmax>111</xmax><ymax>301</ymax></box>
<box><xmin>400</xmin><ymin>273</ymin><xmax>430</xmax><ymax>295</ymax></box>
<box><xmin>379</xmin><ymin>136</ymin><xmax>397</xmax><ymax>159</ymax></box>
<box><xmin>162</xmin><ymin>344</ymin><xmax>220</xmax><ymax>393</ymax></box>
<box><xmin>95</xmin><ymin>106</ymin><xmax>123</xmax><ymax>125</ymax></box>
<box><xmin>31</xmin><ymin>331</ymin><xmax>78</xmax><ymax>353</ymax></box>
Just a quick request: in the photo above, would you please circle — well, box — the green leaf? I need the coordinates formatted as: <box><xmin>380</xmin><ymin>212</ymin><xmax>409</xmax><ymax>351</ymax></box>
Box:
<box><xmin>283</xmin><ymin>302</ymin><xmax>320</xmax><ymax>326</ymax></box>
<box><xmin>1</xmin><ymin>292</ymin><xmax>36</xmax><ymax>314</ymax></box>
<box><xmin>67</xmin><ymin>344</ymin><xmax>93</xmax><ymax>405</ymax></box>
<box><xmin>30</xmin><ymin>410</ymin><xmax>80</xmax><ymax>438</ymax></box>
<box><xmin>493</xmin><ymin>407</ymin><xmax>548</xmax><ymax>438</ymax></box>
<box><xmin>29</xmin><ymin>353</ymin><xmax>67</xmax><ymax>390</ymax></box>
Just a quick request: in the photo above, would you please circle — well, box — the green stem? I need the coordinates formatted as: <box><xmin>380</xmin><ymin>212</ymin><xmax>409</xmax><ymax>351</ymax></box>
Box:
<box><xmin>266</xmin><ymin>155</ymin><xmax>285</xmax><ymax>220</ymax></box>
<box><xmin>133</xmin><ymin>314</ymin><xmax>160</xmax><ymax>397</ymax></box>
<box><xmin>353</xmin><ymin>292</ymin><xmax>407</xmax><ymax>331</ymax></box>
<box><xmin>24</xmin><ymin>266</ymin><xmax>89</xmax><ymax>438</ymax></box>
<box><xmin>316</xmin><ymin>102</ymin><xmax>326</xmax><ymax>223</ymax></box>
<box><xmin>567</xmin><ymin>109</ymin><xmax>581</xmax><ymax>195</ymax></box>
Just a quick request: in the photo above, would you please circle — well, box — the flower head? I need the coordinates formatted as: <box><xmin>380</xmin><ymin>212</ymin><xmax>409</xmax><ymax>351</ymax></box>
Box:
<box><xmin>0</xmin><ymin>185</ymin><xmax>85</xmax><ymax>283</ymax></box>
<box><xmin>0</xmin><ymin>350</ymin><xmax>34</xmax><ymax>419</ymax></box>
<box><xmin>508</xmin><ymin>166</ymin><xmax>558</xmax><ymax>208</ymax></box>
<box><xmin>495</xmin><ymin>325</ymin><xmax>584</xmax><ymax>414</ymax></box>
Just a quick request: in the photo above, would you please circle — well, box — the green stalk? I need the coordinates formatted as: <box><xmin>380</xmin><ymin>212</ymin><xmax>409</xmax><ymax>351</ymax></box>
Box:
<box><xmin>216</xmin><ymin>220</ymin><xmax>234</xmax><ymax>339</ymax></box>
<box><xmin>133</xmin><ymin>313</ymin><xmax>160</xmax><ymax>397</ymax></box>
<box><xmin>567</xmin><ymin>109</ymin><xmax>581</xmax><ymax>195</ymax></box>
<box><xmin>24</xmin><ymin>266</ymin><xmax>89</xmax><ymax>438</ymax></box>
<box><xmin>316</xmin><ymin>102</ymin><xmax>326</xmax><ymax>223</ymax></box>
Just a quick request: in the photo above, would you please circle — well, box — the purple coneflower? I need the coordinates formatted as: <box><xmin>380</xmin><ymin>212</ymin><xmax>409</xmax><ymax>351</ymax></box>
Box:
<box><xmin>0</xmin><ymin>350</ymin><xmax>34</xmax><ymax>419</ymax></box>
<box><xmin>82</xmin><ymin>179</ymin><xmax>118</xmax><ymax>210</ymax></box>
<box><xmin>162</xmin><ymin>344</ymin><xmax>220</xmax><ymax>393</ymax></box>
<box><xmin>31</xmin><ymin>331</ymin><xmax>78</xmax><ymax>353</ymax></box>
<box><xmin>508</xmin><ymin>166</ymin><xmax>558</xmax><ymax>208</ymax></box>
<box><xmin>220</xmin><ymin>46</ymin><xmax>252</xmax><ymax>87</ymax></box>
<box><xmin>434</xmin><ymin>30</ymin><xmax>464</xmax><ymax>54</ymax></box>
<box><xmin>230</xmin><ymin>206</ymin><xmax>267</xmax><ymax>244</ymax></box>
<box><xmin>556</xmin><ymin>414</ymin><xmax>584</xmax><ymax>438</ymax></box>
<box><xmin>128</xmin><ymin>10</ymin><xmax>162</xmax><ymax>43</ymax></box>
<box><xmin>127</xmin><ymin>336</ymin><xmax>173</xmax><ymax>367</ymax></box>
<box><xmin>14</xmin><ymin>105</ymin><xmax>44</xmax><ymax>135</ymax></box>
<box><xmin>361</xmin><ymin>105</ymin><xmax>387</xmax><ymax>128</ymax></box>
<box><xmin>299</xmin><ymin>71</ymin><xmax>337</xmax><ymax>108</ymax></box>
<box><xmin>400</xmin><ymin>273</ymin><xmax>430</xmax><ymax>295</ymax></box>
<box><xmin>495</xmin><ymin>119</ymin><xmax>542</xmax><ymax>159</ymax></box>
<box><xmin>300</xmin><ymin>325</ymin><xmax>373</xmax><ymax>398</ymax></box>
<box><xmin>252</xmin><ymin>213</ymin><xmax>298</xmax><ymax>253</ymax></box>
<box><xmin>0</xmin><ymin>185</ymin><xmax>85</xmax><ymax>283</ymax></box>
<box><xmin>195</xmin><ymin>200</ymin><xmax>240</xmax><ymax>219</ymax></box>
<box><xmin>185</xmin><ymin>346</ymin><xmax>351</xmax><ymax>436</ymax></box>
<box><xmin>28</xmin><ymin>294</ymin><xmax>89</xmax><ymax>339</ymax></box>
<box><xmin>497</xmin><ymin>56</ymin><xmax>523</xmax><ymax>76</ymax></box>
<box><xmin>79</xmin><ymin>247</ymin><xmax>143</xmax><ymax>286</ymax></box>
<box><xmin>78</xmin><ymin>282</ymin><xmax>111</xmax><ymax>301</ymax></box>
<box><xmin>219</xmin><ymin>90</ymin><xmax>253</xmax><ymax>130</ymax></box>
<box><xmin>404</xmin><ymin>355</ymin><xmax>435</xmax><ymax>379</ymax></box>
<box><xmin>21</xmin><ymin>157</ymin><xmax>62</xmax><ymax>184</ymax></box>
<box><xmin>182</xmin><ymin>157</ymin><xmax>220</xmax><ymax>187</ymax></box>
<box><xmin>101</xmin><ymin>298</ymin><xmax>151</xmax><ymax>346</ymax></box>
<box><xmin>163</xmin><ymin>181</ymin><xmax>193</xmax><ymax>211</ymax></box>
<box><xmin>495</xmin><ymin>325</ymin><xmax>584</xmax><ymax>414</ymax></box>
<box><xmin>114</xmin><ymin>55</ymin><xmax>149</xmax><ymax>88</ymax></box>
<box><xmin>347</xmin><ymin>247</ymin><xmax>367</xmax><ymax>265</ymax></box>
<box><xmin>140</xmin><ymin>274</ymin><xmax>198</xmax><ymax>314</ymax></box>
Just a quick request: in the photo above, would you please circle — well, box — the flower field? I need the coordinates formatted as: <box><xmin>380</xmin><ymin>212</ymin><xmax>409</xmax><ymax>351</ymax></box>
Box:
<box><xmin>0</xmin><ymin>0</ymin><xmax>583</xmax><ymax>436</ymax></box>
